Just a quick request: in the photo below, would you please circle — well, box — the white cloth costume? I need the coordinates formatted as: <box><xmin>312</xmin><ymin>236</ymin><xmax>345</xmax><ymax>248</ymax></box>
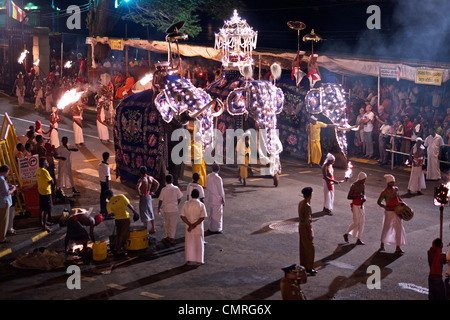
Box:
<box><xmin>323</xmin><ymin>153</ymin><xmax>335</xmax><ymax>211</ymax></box>
<box><xmin>50</xmin><ymin>108</ymin><xmax>60</xmax><ymax>148</ymax></box>
<box><xmin>97</xmin><ymin>107</ymin><xmax>109</xmax><ymax>141</ymax></box>
<box><xmin>205</xmin><ymin>172</ymin><xmax>225</xmax><ymax>232</ymax></box>
<box><xmin>56</xmin><ymin>144</ymin><xmax>75</xmax><ymax>189</ymax></box>
<box><xmin>73</xmin><ymin>115</ymin><xmax>84</xmax><ymax>145</ymax></box>
<box><xmin>424</xmin><ymin>134</ymin><xmax>444</xmax><ymax>180</ymax></box>
<box><xmin>159</xmin><ymin>183</ymin><xmax>183</xmax><ymax>239</ymax></box>
<box><xmin>407</xmin><ymin>142</ymin><xmax>426</xmax><ymax>192</ymax></box>
<box><xmin>180</xmin><ymin>199</ymin><xmax>207</xmax><ymax>264</ymax></box>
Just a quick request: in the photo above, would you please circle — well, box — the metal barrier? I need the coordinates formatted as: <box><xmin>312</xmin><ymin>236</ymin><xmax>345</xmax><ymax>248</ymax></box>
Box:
<box><xmin>382</xmin><ymin>133</ymin><xmax>450</xmax><ymax>170</ymax></box>
<box><xmin>0</xmin><ymin>113</ymin><xmax>25</xmax><ymax>213</ymax></box>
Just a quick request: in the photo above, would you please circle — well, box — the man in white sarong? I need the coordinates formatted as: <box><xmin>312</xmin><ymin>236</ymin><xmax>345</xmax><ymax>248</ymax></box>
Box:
<box><xmin>180</xmin><ymin>189</ymin><xmax>207</xmax><ymax>266</ymax></box>
<box><xmin>321</xmin><ymin>153</ymin><xmax>343</xmax><ymax>215</ymax></box>
<box><xmin>96</xmin><ymin>103</ymin><xmax>109</xmax><ymax>142</ymax></box>
<box><xmin>206</xmin><ymin>164</ymin><xmax>225</xmax><ymax>234</ymax></box>
<box><xmin>33</xmin><ymin>75</ymin><xmax>44</xmax><ymax>111</ymax></box>
<box><xmin>408</xmin><ymin>137</ymin><xmax>426</xmax><ymax>194</ymax></box>
<box><xmin>424</xmin><ymin>127</ymin><xmax>443</xmax><ymax>180</ymax></box>
<box><xmin>71</xmin><ymin>97</ymin><xmax>87</xmax><ymax>147</ymax></box>
<box><xmin>55</xmin><ymin>136</ymin><xmax>80</xmax><ymax>195</ymax></box>
<box><xmin>13</xmin><ymin>73</ymin><xmax>25</xmax><ymax>107</ymax></box>
<box><xmin>158</xmin><ymin>174</ymin><xmax>183</xmax><ymax>244</ymax></box>
<box><xmin>307</xmin><ymin>54</ymin><xmax>321</xmax><ymax>88</ymax></box>
<box><xmin>344</xmin><ymin>172</ymin><xmax>367</xmax><ymax>245</ymax></box>
<box><xmin>377</xmin><ymin>174</ymin><xmax>406</xmax><ymax>254</ymax></box>
<box><xmin>49</xmin><ymin>107</ymin><xmax>61</xmax><ymax>148</ymax></box>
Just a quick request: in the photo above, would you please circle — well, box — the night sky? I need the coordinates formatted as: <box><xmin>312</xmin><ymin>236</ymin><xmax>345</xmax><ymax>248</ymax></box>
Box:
<box><xmin>35</xmin><ymin>0</ymin><xmax>450</xmax><ymax>64</ymax></box>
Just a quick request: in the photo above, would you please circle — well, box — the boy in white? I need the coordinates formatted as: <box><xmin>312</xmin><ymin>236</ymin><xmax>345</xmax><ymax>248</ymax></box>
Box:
<box><xmin>158</xmin><ymin>174</ymin><xmax>183</xmax><ymax>244</ymax></box>
<box><xmin>180</xmin><ymin>189</ymin><xmax>207</xmax><ymax>266</ymax></box>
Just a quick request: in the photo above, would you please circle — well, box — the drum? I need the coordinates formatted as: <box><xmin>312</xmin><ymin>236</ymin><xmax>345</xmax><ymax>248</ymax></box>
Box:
<box><xmin>395</xmin><ymin>202</ymin><xmax>414</xmax><ymax>221</ymax></box>
<box><xmin>125</xmin><ymin>227</ymin><xmax>149</xmax><ymax>251</ymax></box>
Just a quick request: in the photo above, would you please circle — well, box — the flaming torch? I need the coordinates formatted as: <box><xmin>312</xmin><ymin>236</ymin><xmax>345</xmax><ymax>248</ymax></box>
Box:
<box><xmin>434</xmin><ymin>180</ymin><xmax>450</xmax><ymax>240</ymax></box>
<box><xmin>57</xmin><ymin>89</ymin><xmax>84</xmax><ymax>110</ymax></box>
<box><xmin>64</xmin><ymin>61</ymin><xmax>73</xmax><ymax>69</ymax></box>
<box><xmin>139</xmin><ymin>73</ymin><xmax>153</xmax><ymax>86</ymax></box>
<box><xmin>344</xmin><ymin>161</ymin><xmax>353</xmax><ymax>181</ymax></box>
<box><xmin>18</xmin><ymin>49</ymin><xmax>29</xmax><ymax>64</ymax></box>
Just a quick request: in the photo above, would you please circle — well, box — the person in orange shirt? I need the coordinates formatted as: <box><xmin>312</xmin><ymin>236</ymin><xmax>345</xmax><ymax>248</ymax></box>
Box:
<box><xmin>115</xmin><ymin>73</ymin><xmax>135</xmax><ymax>99</ymax></box>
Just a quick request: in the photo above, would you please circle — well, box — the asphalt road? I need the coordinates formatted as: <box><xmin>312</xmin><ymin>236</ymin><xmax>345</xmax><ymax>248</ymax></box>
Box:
<box><xmin>0</xmin><ymin>95</ymin><xmax>449</xmax><ymax>305</ymax></box>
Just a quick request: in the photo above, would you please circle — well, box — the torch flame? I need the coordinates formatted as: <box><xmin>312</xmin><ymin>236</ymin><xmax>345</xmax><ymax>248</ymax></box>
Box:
<box><xmin>18</xmin><ymin>50</ymin><xmax>29</xmax><ymax>64</ymax></box>
<box><xmin>64</xmin><ymin>61</ymin><xmax>73</xmax><ymax>69</ymax></box>
<box><xmin>344</xmin><ymin>161</ymin><xmax>353</xmax><ymax>179</ymax></box>
<box><xmin>139</xmin><ymin>73</ymin><xmax>153</xmax><ymax>86</ymax></box>
<box><xmin>57</xmin><ymin>89</ymin><xmax>84</xmax><ymax>110</ymax></box>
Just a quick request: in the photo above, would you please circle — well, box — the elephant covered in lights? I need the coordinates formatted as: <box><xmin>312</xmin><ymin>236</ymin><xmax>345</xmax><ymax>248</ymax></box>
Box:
<box><xmin>304</xmin><ymin>83</ymin><xmax>351</xmax><ymax>167</ymax></box>
<box><xmin>205</xmin><ymin>69</ymin><xmax>284</xmax><ymax>173</ymax></box>
<box><xmin>113</xmin><ymin>74</ymin><xmax>222</xmax><ymax>187</ymax></box>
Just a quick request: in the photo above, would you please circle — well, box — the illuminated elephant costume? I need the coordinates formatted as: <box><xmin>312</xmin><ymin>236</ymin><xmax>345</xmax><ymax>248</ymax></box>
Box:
<box><xmin>113</xmin><ymin>73</ymin><xmax>222</xmax><ymax>186</ymax></box>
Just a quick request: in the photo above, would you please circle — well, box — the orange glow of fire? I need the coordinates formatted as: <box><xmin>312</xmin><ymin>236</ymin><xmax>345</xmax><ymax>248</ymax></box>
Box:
<box><xmin>57</xmin><ymin>89</ymin><xmax>84</xmax><ymax>110</ymax></box>
<box><xmin>345</xmin><ymin>161</ymin><xmax>353</xmax><ymax>179</ymax></box>
<box><xmin>18</xmin><ymin>50</ymin><xmax>29</xmax><ymax>64</ymax></box>
<box><xmin>139</xmin><ymin>73</ymin><xmax>153</xmax><ymax>86</ymax></box>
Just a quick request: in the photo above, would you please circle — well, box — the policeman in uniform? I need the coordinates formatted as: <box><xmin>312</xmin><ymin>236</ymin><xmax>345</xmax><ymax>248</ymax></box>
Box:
<box><xmin>280</xmin><ymin>264</ymin><xmax>307</xmax><ymax>300</ymax></box>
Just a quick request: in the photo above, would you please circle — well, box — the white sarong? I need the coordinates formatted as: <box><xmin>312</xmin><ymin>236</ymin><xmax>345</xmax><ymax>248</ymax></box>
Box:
<box><xmin>73</xmin><ymin>117</ymin><xmax>84</xmax><ymax>144</ymax></box>
<box><xmin>346</xmin><ymin>205</ymin><xmax>365</xmax><ymax>239</ymax></box>
<box><xmin>408</xmin><ymin>166</ymin><xmax>426</xmax><ymax>193</ymax></box>
<box><xmin>208</xmin><ymin>203</ymin><xmax>223</xmax><ymax>232</ymax></box>
<box><xmin>381</xmin><ymin>210</ymin><xmax>406</xmax><ymax>246</ymax></box>
<box><xmin>323</xmin><ymin>179</ymin><xmax>334</xmax><ymax>211</ymax></box>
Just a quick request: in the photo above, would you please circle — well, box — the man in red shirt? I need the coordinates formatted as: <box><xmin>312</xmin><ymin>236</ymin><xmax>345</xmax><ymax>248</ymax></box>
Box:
<box><xmin>401</xmin><ymin>115</ymin><xmax>413</xmax><ymax>164</ymax></box>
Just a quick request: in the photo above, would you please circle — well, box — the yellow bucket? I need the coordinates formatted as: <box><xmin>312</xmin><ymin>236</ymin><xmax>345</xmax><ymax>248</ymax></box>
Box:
<box><xmin>92</xmin><ymin>241</ymin><xmax>107</xmax><ymax>261</ymax></box>
<box><xmin>125</xmin><ymin>227</ymin><xmax>148</xmax><ymax>251</ymax></box>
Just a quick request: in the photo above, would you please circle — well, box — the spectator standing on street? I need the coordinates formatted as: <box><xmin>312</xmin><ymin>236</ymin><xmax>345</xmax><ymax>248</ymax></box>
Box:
<box><xmin>424</xmin><ymin>126</ymin><xmax>444</xmax><ymax>181</ymax></box>
<box><xmin>205</xmin><ymin>164</ymin><xmax>226</xmax><ymax>234</ymax></box>
<box><xmin>55</xmin><ymin>137</ymin><xmax>80</xmax><ymax>196</ymax></box>
<box><xmin>106</xmin><ymin>189</ymin><xmax>139</xmax><ymax>255</ymax></box>
<box><xmin>0</xmin><ymin>165</ymin><xmax>16</xmax><ymax>243</ymax></box>
<box><xmin>401</xmin><ymin>115</ymin><xmax>413</xmax><ymax>164</ymax></box>
<box><xmin>298</xmin><ymin>187</ymin><xmax>316</xmax><ymax>275</ymax></box>
<box><xmin>158</xmin><ymin>174</ymin><xmax>183</xmax><ymax>244</ymax></box>
<box><xmin>98</xmin><ymin>152</ymin><xmax>112</xmax><ymax>219</ymax></box>
<box><xmin>362</xmin><ymin>105</ymin><xmax>375</xmax><ymax>158</ymax></box>
<box><xmin>137</xmin><ymin>166</ymin><xmax>159</xmax><ymax>234</ymax></box>
<box><xmin>187</xmin><ymin>172</ymin><xmax>205</xmax><ymax>202</ymax></box>
<box><xmin>180</xmin><ymin>189</ymin><xmax>207</xmax><ymax>266</ymax></box>
<box><xmin>36</xmin><ymin>159</ymin><xmax>53</xmax><ymax>232</ymax></box>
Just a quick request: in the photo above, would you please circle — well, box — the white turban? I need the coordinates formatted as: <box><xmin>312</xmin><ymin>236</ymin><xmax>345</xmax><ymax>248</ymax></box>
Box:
<box><xmin>357</xmin><ymin>172</ymin><xmax>367</xmax><ymax>181</ymax></box>
<box><xmin>326</xmin><ymin>153</ymin><xmax>335</xmax><ymax>162</ymax></box>
<box><xmin>384</xmin><ymin>174</ymin><xmax>395</xmax><ymax>183</ymax></box>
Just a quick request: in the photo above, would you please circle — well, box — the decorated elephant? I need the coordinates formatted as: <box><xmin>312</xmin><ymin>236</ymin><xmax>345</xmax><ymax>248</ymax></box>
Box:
<box><xmin>113</xmin><ymin>73</ymin><xmax>222</xmax><ymax>187</ymax></box>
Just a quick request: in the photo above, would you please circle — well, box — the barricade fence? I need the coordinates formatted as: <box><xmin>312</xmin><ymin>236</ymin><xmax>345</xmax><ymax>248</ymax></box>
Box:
<box><xmin>380</xmin><ymin>133</ymin><xmax>450</xmax><ymax>170</ymax></box>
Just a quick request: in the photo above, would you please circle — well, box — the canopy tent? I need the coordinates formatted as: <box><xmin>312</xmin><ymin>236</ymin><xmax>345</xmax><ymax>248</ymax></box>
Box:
<box><xmin>86</xmin><ymin>36</ymin><xmax>450</xmax><ymax>84</ymax></box>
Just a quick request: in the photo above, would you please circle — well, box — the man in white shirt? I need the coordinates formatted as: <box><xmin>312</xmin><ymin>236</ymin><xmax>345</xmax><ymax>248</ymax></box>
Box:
<box><xmin>158</xmin><ymin>174</ymin><xmax>183</xmax><ymax>244</ymax></box>
<box><xmin>205</xmin><ymin>164</ymin><xmax>225</xmax><ymax>234</ymax></box>
<box><xmin>55</xmin><ymin>137</ymin><xmax>79</xmax><ymax>195</ymax></box>
<box><xmin>180</xmin><ymin>189</ymin><xmax>207</xmax><ymax>266</ymax></box>
<box><xmin>98</xmin><ymin>152</ymin><xmax>111</xmax><ymax>219</ymax></box>
<box><xmin>186</xmin><ymin>172</ymin><xmax>205</xmax><ymax>202</ymax></box>
<box><xmin>362</xmin><ymin>105</ymin><xmax>375</xmax><ymax>158</ymax></box>
<box><xmin>424</xmin><ymin>127</ymin><xmax>444</xmax><ymax>180</ymax></box>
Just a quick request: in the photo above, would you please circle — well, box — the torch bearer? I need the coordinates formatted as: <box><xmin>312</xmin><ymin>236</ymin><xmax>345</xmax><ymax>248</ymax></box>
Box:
<box><xmin>434</xmin><ymin>183</ymin><xmax>449</xmax><ymax>240</ymax></box>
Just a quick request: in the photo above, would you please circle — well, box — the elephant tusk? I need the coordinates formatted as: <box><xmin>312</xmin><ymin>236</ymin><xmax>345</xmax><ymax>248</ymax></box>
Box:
<box><xmin>211</xmin><ymin>99</ymin><xmax>225</xmax><ymax>117</ymax></box>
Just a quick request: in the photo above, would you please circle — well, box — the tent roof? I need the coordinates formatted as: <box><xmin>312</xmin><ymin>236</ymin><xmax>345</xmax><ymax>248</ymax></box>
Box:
<box><xmin>87</xmin><ymin>37</ymin><xmax>450</xmax><ymax>83</ymax></box>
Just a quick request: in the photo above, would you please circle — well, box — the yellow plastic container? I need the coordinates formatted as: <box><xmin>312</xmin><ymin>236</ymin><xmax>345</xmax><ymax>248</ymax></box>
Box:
<box><xmin>125</xmin><ymin>227</ymin><xmax>148</xmax><ymax>251</ymax></box>
<box><xmin>92</xmin><ymin>241</ymin><xmax>107</xmax><ymax>261</ymax></box>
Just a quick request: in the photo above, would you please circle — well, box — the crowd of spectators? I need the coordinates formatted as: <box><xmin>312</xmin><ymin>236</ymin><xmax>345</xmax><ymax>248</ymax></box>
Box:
<box><xmin>346</xmin><ymin>79</ymin><xmax>450</xmax><ymax>170</ymax></box>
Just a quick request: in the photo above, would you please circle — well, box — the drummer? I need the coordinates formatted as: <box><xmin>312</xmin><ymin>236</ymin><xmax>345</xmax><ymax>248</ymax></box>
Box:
<box><xmin>376</xmin><ymin>174</ymin><xmax>406</xmax><ymax>254</ymax></box>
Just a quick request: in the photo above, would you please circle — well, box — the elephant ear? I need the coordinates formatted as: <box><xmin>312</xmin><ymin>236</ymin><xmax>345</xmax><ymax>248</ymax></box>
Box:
<box><xmin>155</xmin><ymin>91</ymin><xmax>174</xmax><ymax>123</ymax></box>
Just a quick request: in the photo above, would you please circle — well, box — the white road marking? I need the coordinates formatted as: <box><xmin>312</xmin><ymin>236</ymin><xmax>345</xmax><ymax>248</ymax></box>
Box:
<box><xmin>398</xmin><ymin>282</ymin><xmax>429</xmax><ymax>295</ymax></box>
